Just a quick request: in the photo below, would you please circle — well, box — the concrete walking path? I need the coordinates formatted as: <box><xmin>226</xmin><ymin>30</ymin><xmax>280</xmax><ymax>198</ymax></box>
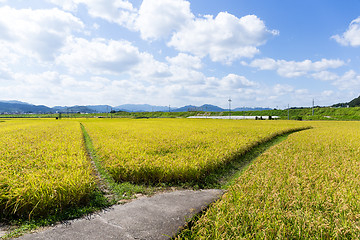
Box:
<box><xmin>16</xmin><ymin>189</ymin><xmax>224</xmax><ymax>240</ymax></box>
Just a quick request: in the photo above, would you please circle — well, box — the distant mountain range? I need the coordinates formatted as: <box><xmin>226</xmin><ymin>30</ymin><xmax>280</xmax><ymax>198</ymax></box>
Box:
<box><xmin>0</xmin><ymin>100</ymin><xmax>272</xmax><ymax>114</ymax></box>
<box><xmin>0</xmin><ymin>101</ymin><xmax>52</xmax><ymax>114</ymax></box>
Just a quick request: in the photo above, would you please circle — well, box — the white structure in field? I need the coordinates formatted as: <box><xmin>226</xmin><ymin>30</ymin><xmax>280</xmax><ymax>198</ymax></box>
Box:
<box><xmin>187</xmin><ymin>116</ymin><xmax>279</xmax><ymax>120</ymax></box>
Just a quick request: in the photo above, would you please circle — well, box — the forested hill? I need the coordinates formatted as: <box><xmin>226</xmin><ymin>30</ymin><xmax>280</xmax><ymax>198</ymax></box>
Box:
<box><xmin>333</xmin><ymin>95</ymin><xmax>360</xmax><ymax>108</ymax></box>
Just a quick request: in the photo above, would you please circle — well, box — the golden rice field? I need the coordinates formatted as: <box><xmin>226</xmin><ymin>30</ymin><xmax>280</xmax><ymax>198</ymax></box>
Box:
<box><xmin>4</xmin><ymin>116</ymin><xmax>358</xmax><ymax>240</ymax></box>
<box><xmin>82</xmin><ymin>119</ymin><xmax>310</xmax><ymax>183</ymax></box>
<box><xmin>181</xmin><ymin>121</ymin><xmax>360</xmax><ymax>239</ymax></box>
<box><xmin>0</xmin><ymin>119</ymin><xmax>97</xmax><ymax>219</ymax></box>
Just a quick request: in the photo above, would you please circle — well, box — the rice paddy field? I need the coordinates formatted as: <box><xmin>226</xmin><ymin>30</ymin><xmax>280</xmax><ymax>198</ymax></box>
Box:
<box><xmin>81</xmin><ymin>118</ymin><xmax>309</xmax><ymax>183</ymax></box>
<box><xmin>1</xmin><ymin>118</ymin><xmax>308</xmax><ymax>220</ymax></box>
<box><xmin>0</xmin><ymin>119</ymin><xmax>97</xmax><ymax>219</ymax></box>
<box><xmin>2</xmin><ymin>118</ymin><xmax>360</xmax><ymax>239</ymax></box>
<box><xmin>179</xmin><ymin>121</ymin><xmax>360</xmax><ymax>239</ymax></box>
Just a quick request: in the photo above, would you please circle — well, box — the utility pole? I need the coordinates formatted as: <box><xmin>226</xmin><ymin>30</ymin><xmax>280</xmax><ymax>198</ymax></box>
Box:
<box><xmin>169</xmin><ymin>105</ymin><xmax>171</xmax><ymax>113</ymax></box>
<box><xmin>287</xmin><ymin>104</ymin><xmax>290</xmax><ymax>120</ymax></box>
<box><xmin>228</xmin><ymin>97</ymin><xmax>232</xmax><ymax>119</ymax></box>
<box><xmin>312</xmin><ymin>98</ymin><xmax>314</xmax><ymax>116</ymax></box>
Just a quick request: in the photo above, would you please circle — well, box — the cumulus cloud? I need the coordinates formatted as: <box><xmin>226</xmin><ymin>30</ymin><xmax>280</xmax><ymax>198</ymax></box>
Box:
<box><xmin>135</xmin><ymin>0</ymin><xmax>193</xmax><ymax>40</ymax></box>
<box><xmin>309</xmin><ymin>69</ymin><xmax>360</xmax><ymax>92</ymax></box>
<box><xmin>134</xmin><ymin>53</ymin><xmax>173</xmax><ymax>80</ymax></box>
<box><xmin>0</xmin><ymin>44</ymin><xmax>18</xmax><ymax>79</ymax></box>
<box><xmin>332</xmin><ymin>17</ymin><xmax>360</xmax><ymax>47</ymax></box>
<box><xmin>247</xmin><ymin>58</ymin><xmax>345</xmax><ymax>78</ymax></box>
<box><xmin>0</xmin><ymin>1</ymin><xmax>337</xmax><ymax>108</ymax></box>
<box><xmin>169</xmin><ymin>13</ymin><xmax>278</xmax><ymax>63</ymax></box>
<box><xmin>57</xmin><ymin>37</ymin><xmax>143</xmax><ymax>74</ymax></box>
<box><xmin>0</xmin><ymin>6</ymin><xmax>84</xmax><ymax>61</ymax></box>
<box><xmin>166</xmin><ymin>53</ymin><xmax>202</xmax><ymax>70</ymax></box>
<box><xmin>312</xmin><ymin>71</ymin><xmax>339</xmax><ymax>81</ymax></box>
<box><xmin>48</xmin><ymin>0</ymin><xmax>137</xmax><ymax>28</ymax></box>
<box><xmin>221</xmin><ymin>74</ymin><xmax>258</xmax><ymax>88</ymax></box>
<box><xmin>273</xmin><ymin>84</ymin><xmax>294</xmax><ymax>95</ymax></box>
<box><xmin>5</xmin><ymin>71</ymin><xmax>125</xmax><ymax>106</ymax></box>
<box><xmin>56</xmin><ymin>36</ymin><xmax>174</xmax><ymax>82</ymax></box>
<box><xmin>333</xmin><ymin>70</ymin><xmax>360</xmax><ymax>90</ymax></box>
<box><xmin>322</xmin><ymin>90</ymin><xmax>334</xmax><ymax>97</ymax></box>
<box><xmin>5</xmin><ymin>71</ymin><xmax>63</xmax><ymax>104</ymax></box>
<box><xmin>47</xmin><ymin>0</ymin><xmax>78</xmax><ymax>11</ymax></box>
<box><xmin>49</xmin><ymin>0</ymin><xmax>277</xmax><ymax>64</ymax></box>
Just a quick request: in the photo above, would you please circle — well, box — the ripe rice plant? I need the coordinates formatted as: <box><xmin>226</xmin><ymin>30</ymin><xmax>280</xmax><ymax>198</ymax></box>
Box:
<box><xmin>0</xmin><ymin>119</ymin><xmax>97</xmax><ymax>219</ymax></box>
<box><xmin>82</xmin><ymin>118</ymin><xmax>310</xmax><ymax>184</ymax></box>
<box><xmin>181</xmin><ymin>122</ymin><xmax>360</xmax><ymax>239</ymax></box>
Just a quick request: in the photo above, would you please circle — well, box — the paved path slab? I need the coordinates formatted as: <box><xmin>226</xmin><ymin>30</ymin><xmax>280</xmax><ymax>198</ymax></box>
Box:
<box><xmin>16</xmin><ymin>189</ymin><xmax>224</xmax><ymax>240</ymax></box>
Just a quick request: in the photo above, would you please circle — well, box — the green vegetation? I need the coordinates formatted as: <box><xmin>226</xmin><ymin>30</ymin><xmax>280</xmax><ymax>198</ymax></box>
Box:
<box><xmin>231</xmin><ymin>106</ymin><xmax>360</xmax><ymax>120</ymax></box>
<box><xmin>2</xmin><ymin>106</ymin><xmax>360</xmax><ymax>121</ymax></box>
<box><xmin>333</xmin><ymin>94</ymin><xmax>360</xmax><ymax>107</ymax></box>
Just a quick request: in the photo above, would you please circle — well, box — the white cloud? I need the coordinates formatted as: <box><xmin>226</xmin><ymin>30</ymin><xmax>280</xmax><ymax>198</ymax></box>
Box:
<box><xmin>60</xmin><ymin>75</ymin><xmax>110</xmax><ymax>91</ymax></box>
<box><xmin>164</xmin><ymin>66</ymin><xmax>204</xmax><ymax>85</ymax></box>
<box><xmin>57</xmin><ymin>37</ymin><xmax>143</xmax><ymax>74</ymax></box>
<box><xmin>49</xmin><ymin>0</ymin><xmax>135</xmax><ymax>12</ymax></box>
<box><xmin>49</xmin><ymin>0</ymin><xmax>277</xmax><ymax>64</ymax></box>
<box><xmin>0</xmin><ymin>44</ymin><xmax>18</xmax><ymax>79</ymax></box>
<box><xmin>169</xmin><ymin>13</ymin><xmax>278</xmax><ymax>63</ymax></box>
<box><xmin>0</xmin><ymin>67</ymin><xmax>12</xmax><ymax>81</ymax></box>
<box><xmin>166</xmin><ymin>53</ymin><xmax>202</xmax><ymax>70</ymax></box>
<box><xmin>246</xmin><ymin>58</ymin><xmax>277</xmax><ymax>70</ymax></box>
<box><xmin>47</xmin><ymin>0</ymin><xmax>78</xmax><ymax>11</ymax></box>
<box><xmin>4</xmin><ymin>71</ymin><xmax>120</xmax><ymax>106</ymax></box>
<box><xmin>81</xmin><ymin>0</ymin><xmax>136</xmax><ymax>29</ymax></box>
<box><xmin>48</xmin><ymin>0</ymin><xmax>137</xmax><ymax>29</ymax></box>
<box><xmin>333</xmin><ymin>70</ymin><xmax>360</xmax><ymax>90</ymax></box>
<box><xmin>322</xmin><ymin>90</ymin><xmax>334</xmax><ymax>97</ymax></box>
<box><xmin>310</xmin><ymin>69</ymin><xmax>360</xmax><ymax>92</ymax></box>
<box><xmin>332</xmin><ymin>17</ymin><xmax>360</xmax><ymax>47</ymax></box>
<box><xmin>0</xmin><ymin>6</ymin><xmax>84</xmax><ymax>61</ymax></box>
<box><xmin>222</xmin><ymin>74</ymin><xmax>258</xmax><ymax>88</ymax></box>
<box><xmin>295</xmin><ymin>89</ymin><xmax>309</xmax><ymax>95</ymax></box>
<box><xmin>0</xmin><ymin>1</ymin><xmax>349</xmax><ymax>109</ymax></box>
<box><xmin>248</xmin><ymin>58</ymin><xmax>345</xmax><ymax>78</ymax></box>
<box><xmin>57</xmin><ymin>36</ymin><xmax>176</xmax><ymax>82</ymax></box>
<box><xmin>312</xmin><ymin>71</ymin><xmax>339</xmax><ymax>81</ymax></box>
<box><xmin>5</xmin><ymin>72</ymin><xmax>62</xmax><ymax>103</ymax></box>
<box><xmin>273</xmin><ymin>84</ymin><xmax>294</xmax><ymax>95</ymax></box>
<box><xmin>136</xmin><ymin>0</ymin><xmax>193</xmax><ymax>40</ymax></box>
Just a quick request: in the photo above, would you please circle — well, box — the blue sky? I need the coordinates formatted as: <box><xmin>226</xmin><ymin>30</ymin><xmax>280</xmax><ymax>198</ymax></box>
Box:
<box><xmin>0</xmin><ymin>0</ymin><xmax>359</xmax><ymax>109</ymax></box>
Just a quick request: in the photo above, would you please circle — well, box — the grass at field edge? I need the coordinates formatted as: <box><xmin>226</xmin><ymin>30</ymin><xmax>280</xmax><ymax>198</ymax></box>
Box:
<box><xmin>80</xmin><ymin>123</ymin><xmax>159</xmax><ymax>202</ymax></box>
